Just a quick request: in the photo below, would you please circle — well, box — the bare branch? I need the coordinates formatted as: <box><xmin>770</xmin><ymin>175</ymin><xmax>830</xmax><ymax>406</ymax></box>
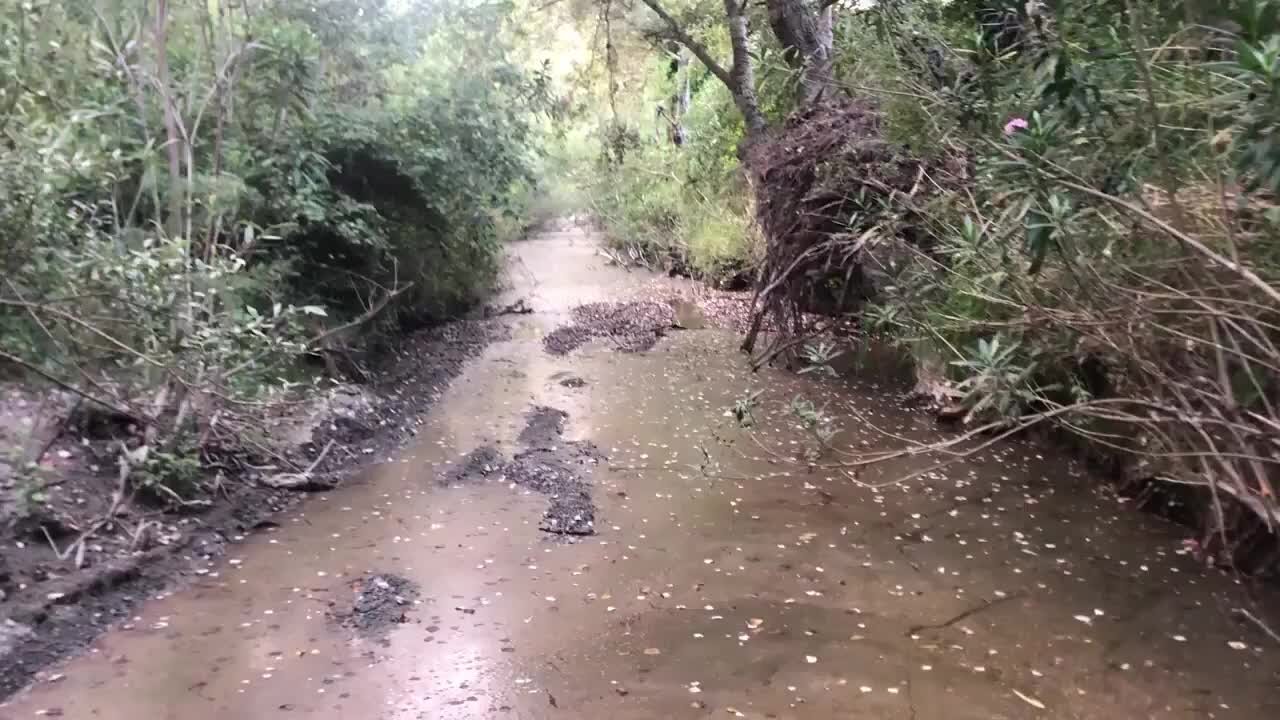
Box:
<box><xmin>636</xmin><ymin>0</ymin><xmax>736</xmax><ymax>92</ymax></box>
<box><xmin>0</xmin><ymin>349</ymin><xmax>143</xmax><ymax>423</ymax></box>
<box><xmin>988</xmin><ymin>141</ymin><xmax>1280</xmax><ymax>307</ymax></box>
<box><xmin>304</xmin><ymin>282</ymin><xmax>414</xmax><ymax>350</ymax></box>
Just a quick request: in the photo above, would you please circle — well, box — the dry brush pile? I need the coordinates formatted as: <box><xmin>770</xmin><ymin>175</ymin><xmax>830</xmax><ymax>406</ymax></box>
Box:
<box><xmin>740</xmin><ymin>98</ymin><xmax>966</xmax><ymax>368</ymax></box>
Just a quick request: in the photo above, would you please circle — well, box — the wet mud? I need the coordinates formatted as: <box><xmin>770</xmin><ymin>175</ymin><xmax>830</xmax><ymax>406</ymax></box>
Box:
<box><xmin>330</xmin><ymin>573</ymin><xmax>420</xmax><ymax>640</ymax></box>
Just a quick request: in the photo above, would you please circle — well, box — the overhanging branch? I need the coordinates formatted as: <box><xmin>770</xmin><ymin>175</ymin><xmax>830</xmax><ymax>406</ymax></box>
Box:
<box><xmin>637</xmin><ymin>0</ymin><xmax>736</xmax><ymax>93</ymax></box>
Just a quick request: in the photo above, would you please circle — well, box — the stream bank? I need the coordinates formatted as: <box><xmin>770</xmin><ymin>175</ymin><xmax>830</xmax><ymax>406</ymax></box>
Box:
<box><xmin>0</xmin><ymin>319</ymin><xmax>505</xmax><ymax>699</ymax></box>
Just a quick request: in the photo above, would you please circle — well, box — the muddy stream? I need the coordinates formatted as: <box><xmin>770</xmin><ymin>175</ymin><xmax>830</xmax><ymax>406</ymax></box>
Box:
<box><xmin>3</xmin><ymin>227</ymin><xmax>1277</xmax><ymax>719</ymax></box>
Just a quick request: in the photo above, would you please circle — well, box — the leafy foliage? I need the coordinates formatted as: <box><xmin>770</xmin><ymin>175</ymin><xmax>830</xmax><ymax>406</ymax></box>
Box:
<box><xmin>834</xmin><ymin>0</ymin><xmax>1280</xmax><ymax>544</ymax></box>
<box><xmin>0</xmin><ymin>0</ymin><xmax>553</xmax><ymax>498</ymax></box>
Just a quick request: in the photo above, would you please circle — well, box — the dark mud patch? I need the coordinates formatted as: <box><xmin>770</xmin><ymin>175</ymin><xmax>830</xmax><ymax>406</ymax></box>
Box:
<box><xmin>542</xmin><ymin>325</ymin><xmax>593</xmax><ymax>356</ymax></box>
<box><xmin>441</xmin><ymin>407</ymin><xmax>602</xmax><ymax>536</ymax></box>
<box><xmin>506</xmin><ymin>446</ymin><xmax>601</xmax><ymax>536</ymax></box>
<box><xmin>551</xmin><ymin>372</ymin><xmax>587</xmax><ymax>388</ymax></box>
<box><xmin>330</xmin><ymin>573</ymin><xmax>420</xmax><ymax>640</ymax></box>
<box><xmin>542</xmin><ymin>301</ymin><xmax>674</xmax><ymax>355</ymax></box>
<box><xmin>518</xmin><ymin>405</ymin><xmax>568</xmax><ymax>446</ymax></box>
<box><xmin>510</xmin><ymin>407</ymin><xmax>602</xmax><ymax>536</ymax></box>
<box><xmin>0</xmin><ymin>319</ymin><xmax>505</xmax><ymax>701</ymax></box>
<box><xmin>440</xmin><ymin>445</ymin><xmax>505</xmax><ymax>486</ymax></box>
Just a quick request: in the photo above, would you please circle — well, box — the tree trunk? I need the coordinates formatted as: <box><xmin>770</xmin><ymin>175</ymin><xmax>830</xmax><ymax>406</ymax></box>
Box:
<box><xmin>724</xmin><ymin>0</ymin><xmax>767</xmax><ymax>138</ymax></box>
<box><xmin>154</xmin><ymin>0</ymin><xmax>184</xmax><ymax>239</ymax></box>
<box><xmin>666</xmin><ymin>47</ymin><xmax>688</xmax><ymax>146</ymax></box>
<box><xmin>638</xmin><ymin>0</ymin><xmax>766</xmax><ymax>140</ymax></box>
<box><xmin>765</xmin><ymin>0</ymin><xmax>834</xmax><ymax>104</ymax></box>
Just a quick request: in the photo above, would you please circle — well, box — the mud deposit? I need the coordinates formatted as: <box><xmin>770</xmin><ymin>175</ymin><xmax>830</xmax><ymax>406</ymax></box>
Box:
<box><xmin>330</xmin><ymin>573</ymin><xmax>420</xmax><ymax>639</ymax></box>
<box><xmin>542</xmin><ymin>300</ymin><xmax>674</xmax><ymax>355</ymax></box>
<box><xmin>441</xmin><ymin>406</ymin><xmax>601</xmax><ymax>536</ymax></box>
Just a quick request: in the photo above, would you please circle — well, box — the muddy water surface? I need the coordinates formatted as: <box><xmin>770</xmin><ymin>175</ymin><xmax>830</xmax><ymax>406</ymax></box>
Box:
<box><xmin>3</xmin><ymin>228</ymin><xmax>1278</xmax><ymax>719</ymax></box>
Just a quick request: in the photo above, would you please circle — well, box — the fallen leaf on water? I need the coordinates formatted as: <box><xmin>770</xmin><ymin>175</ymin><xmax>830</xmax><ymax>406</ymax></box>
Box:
<box><xmin>1012</xmin><ymin>689</ymin><xmax>1046</xmax><ymax>710</ymax></box>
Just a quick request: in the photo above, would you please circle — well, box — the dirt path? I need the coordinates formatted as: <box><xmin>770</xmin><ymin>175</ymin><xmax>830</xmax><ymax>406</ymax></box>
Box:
<box><xmin>2</xmin><ymin>226</ymin><xmax>1277</xmax><ymax>719</ymax></box>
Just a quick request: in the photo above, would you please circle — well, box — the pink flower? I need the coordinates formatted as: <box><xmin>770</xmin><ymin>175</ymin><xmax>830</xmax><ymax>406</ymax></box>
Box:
<box><xmin>1004</xmin><ymin>117</ymin><xmax>1029</xmax><ymax>136</ymax></box>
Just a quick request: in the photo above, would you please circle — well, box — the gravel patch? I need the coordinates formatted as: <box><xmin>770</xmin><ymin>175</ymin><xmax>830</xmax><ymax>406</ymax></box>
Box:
<box><xmin>331</xmin><ymin>573</ymin><xmax>420</xmax><ymax>640</ymax></box>
<box><xmin>543</xmin><ymin>301</ymin><xmax>674</xmax><ymax>355</ymax></box>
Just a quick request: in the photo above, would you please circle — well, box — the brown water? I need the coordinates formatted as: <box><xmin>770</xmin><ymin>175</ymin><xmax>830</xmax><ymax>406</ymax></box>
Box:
<box><xmin>3</xmin><ymin>227</ymin><xmax>1277</xmax><ymax>719</ymax></box>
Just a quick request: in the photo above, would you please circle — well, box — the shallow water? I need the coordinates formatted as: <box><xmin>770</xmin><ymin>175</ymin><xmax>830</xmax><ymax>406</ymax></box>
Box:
<box><xmin>3</xmin><ymin>228</ymin><xmax>1277</xmax><ymax>719</ymax></box>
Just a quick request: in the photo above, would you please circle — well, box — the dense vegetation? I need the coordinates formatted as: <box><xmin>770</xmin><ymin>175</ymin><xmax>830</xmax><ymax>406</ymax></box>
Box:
<box><xmin>3</xmin><ymin>0</ymin><xmax>1278</xmax><ymax>571</ymax></box>
<box><xmin>1</xmin><ymin>1</ymin><xmax>553</xmax><ymax>493</ymax></box>
<box><xmin>566</xmin><ymin>0</ymin><xmax>1280</xmax><ymax>569</ymax></box>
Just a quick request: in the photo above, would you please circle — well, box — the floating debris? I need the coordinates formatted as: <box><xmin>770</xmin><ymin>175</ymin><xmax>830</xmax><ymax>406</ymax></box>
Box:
<box><xmin>1012</xmin><ymin>689</ymin><xmax>1046</xmax><ymax>709</ymax></box>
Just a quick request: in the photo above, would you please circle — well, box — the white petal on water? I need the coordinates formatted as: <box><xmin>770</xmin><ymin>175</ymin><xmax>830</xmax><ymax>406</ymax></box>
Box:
<box><xmin>1012</xmin><ymin>689</ymin><xmax>1046</xmax><ymax>709</ymax></box>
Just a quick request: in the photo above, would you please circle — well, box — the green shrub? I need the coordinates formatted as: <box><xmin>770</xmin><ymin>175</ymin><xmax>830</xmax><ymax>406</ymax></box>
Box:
<box><xmin>575</xmin><ymin>62</ymin><xmax>757</xmax><ymax>281</ymax></box>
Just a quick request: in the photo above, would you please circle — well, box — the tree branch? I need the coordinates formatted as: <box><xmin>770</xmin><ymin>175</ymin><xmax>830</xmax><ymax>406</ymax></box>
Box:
<box><xmin>0</xmin><ymin>349</ymin><xmax>143</xmax><ymax>423</ymax></box>
<box><xmin>988</xmin><ymin>140</ymin><xmax>1280</xmax><ymax>307</ymax></box>
<box><xmin>637</xmin><ymin>0</ymin><xmax>736</xmax><ymax>93</ymax></box>
<box><xmin>305</xmin><ymin>282</ymin><xmax>414</xmax><ymax>350</ymax></box>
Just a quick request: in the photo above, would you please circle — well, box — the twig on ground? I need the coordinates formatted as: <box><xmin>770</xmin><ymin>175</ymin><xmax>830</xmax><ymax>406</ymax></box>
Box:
<box><xmin>263</xmin><ymin>439</ymin><xmax>336</xmax><ymax>488</ymax></box>
<box><xmin>1233</xmin><ymin>607</ymin><xmax>1280</xmax><ymax>645</ymax></box>
<box><xmin>905</xmin><ymin>592</ymin><xmax>1024</xmax><ymax>636</ymax></box>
